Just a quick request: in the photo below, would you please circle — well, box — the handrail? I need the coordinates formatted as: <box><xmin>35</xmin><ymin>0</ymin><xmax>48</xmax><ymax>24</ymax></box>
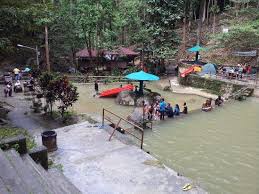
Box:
<box><xmin>102</xmin><ymin>108</ymin><xmax>144</xmax><ymax>149</ymax></box>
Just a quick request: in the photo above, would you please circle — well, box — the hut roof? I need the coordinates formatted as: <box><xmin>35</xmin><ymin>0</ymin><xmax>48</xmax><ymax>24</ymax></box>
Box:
<box><xmin>118</xmin><ymin>47</ymin><xmax>138</xmax><ymax>56</ymax></box>
<box><xmin>76</xmin><ymin>47</ymin><xmax>138</xmax><ymax>58</ymax></box>
<box><xmin>76</xmin><ymin>49</ymin><xmax>99</xmax><ymax>58</ymax></box>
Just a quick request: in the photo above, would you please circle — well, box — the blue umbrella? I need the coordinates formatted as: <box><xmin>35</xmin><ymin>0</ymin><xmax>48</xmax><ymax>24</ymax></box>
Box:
<box><xmin>125</xmin><ymin>71</ymin><xmax>159</xmax><ymax>95</ymax></box>
<box><xmin>125</xmin><ymin>70</ymin><xmax>159</xmax><ymax>81</ymax></box>
<box><xmin>24</xmin><ymin>67</ymin><xmax>31</xmax><ymax>72</ymax></box>
<box><xmin>188</xmin><ymin>45</ymin><xmax>205</xmax><ymax>52</ymax></box>
<box><xmin>188</xmin><ymin>45</ymin><xmax>206</xmax><ymax>61</ymax></box>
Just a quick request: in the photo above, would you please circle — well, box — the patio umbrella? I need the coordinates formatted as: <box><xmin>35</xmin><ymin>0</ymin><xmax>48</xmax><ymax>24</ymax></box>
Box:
<box><xmin>188</xmin><ymin>44</ymin><xmax>206</xmax><ymax>62</ymax></box>
<box><xmin>24</xmin><ymin>67</ymin><xmax>31</xmax><ymax>72</ymax></box>
<box><xmin>125</xmin><ymin>70</ymin><xmax>159</xmax><ymax>95</ymax></box>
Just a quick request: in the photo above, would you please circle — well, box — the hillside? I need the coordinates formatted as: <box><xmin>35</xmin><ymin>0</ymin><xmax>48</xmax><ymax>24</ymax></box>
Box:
<box><xmin>177</xmin><ymin>7</ymin><xmax>259</xmax><ymax>66</ymax></box>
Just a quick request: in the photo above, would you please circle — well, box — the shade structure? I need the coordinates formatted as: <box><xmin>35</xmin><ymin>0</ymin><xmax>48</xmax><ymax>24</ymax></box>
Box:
<box><xmin>125</xmin><ymin>71</ymin><xmax>159</xmax><ymax>95</ymax></box>
<box><xmin>188</xmin><ymin>45</ymin><xmax>205</xmax><ymax>52</ymax></box>
<box><xmin>188</xmin><ymin>45</ymin><xmax>206</xmax><ymax>62</ymax></box>
<box><xmin>125</xmin><ymin>71</ymin><xmax>159</xmax><ymax>81</ymax></box>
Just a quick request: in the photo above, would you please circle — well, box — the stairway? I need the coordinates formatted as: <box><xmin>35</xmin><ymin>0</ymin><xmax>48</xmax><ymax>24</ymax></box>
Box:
<box><xmin>229</xmin><ymin>87</ymin><xmax>254</xmax><ymax>100</ymax></box>
<box><xmin>0</xmin><ymin>148</ymin><xmax>81</xmax><ymax>194</ymax></box>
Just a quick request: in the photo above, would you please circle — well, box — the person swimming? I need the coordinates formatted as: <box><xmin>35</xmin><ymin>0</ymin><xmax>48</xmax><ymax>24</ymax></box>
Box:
<box><xmin>202</xmin><ymin>98</ymin><xmax>213</xmax><ymax>112</ymax></box>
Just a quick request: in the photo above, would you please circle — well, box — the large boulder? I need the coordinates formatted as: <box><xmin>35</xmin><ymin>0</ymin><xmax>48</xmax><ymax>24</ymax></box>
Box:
<box><xmin>115</xmin><ymin>90</ymin><xmax>161</xmax><ymax>107</ymax></box>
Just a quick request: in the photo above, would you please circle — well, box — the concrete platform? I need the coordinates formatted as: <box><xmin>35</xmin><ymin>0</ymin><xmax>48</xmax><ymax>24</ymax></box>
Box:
<box><xmin>37</xmin><ymin>122</ymin><xmax>206</xmax><ymax>194</ymax></box>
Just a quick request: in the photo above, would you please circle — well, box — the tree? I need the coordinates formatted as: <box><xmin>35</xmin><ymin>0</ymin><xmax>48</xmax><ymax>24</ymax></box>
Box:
<box><xmin>145</xmin><ymin>0</ymin><xmax>184</xmax><ymax>59</ymax></box>
<box><xmin>39</xmin><ymin>72</ymin><xmax>57</xmax><ymax>115</ymax></box>
<box><xmin>218</xmin><ymin>20</ymin><xmax>259</xmax><ymax>50</ymax></box>
<box><xmin>210</xmin><ymin>1</ymin><xmax>220</xmax><ymax>35</ymax></box>
<box><xmin>54</xmin><ymin>76</ymin><xmax>79</xmax><ymax>119</ymax></box>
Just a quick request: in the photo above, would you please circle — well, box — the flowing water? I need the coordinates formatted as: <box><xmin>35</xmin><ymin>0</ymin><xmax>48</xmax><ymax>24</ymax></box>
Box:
<box><xmin>74</xmin><ymin>83</ymin><xmax>205</xmax><ymax>115</ymax></box>
<box><xmin>144</xmin><ymin>98</ymin><xmax>259</xmax><ymax>194</ymax></box>
<box><xmin>74</xmin><ymin>83</ymin><xmax>259</xmax><ymax>194</ymax></box>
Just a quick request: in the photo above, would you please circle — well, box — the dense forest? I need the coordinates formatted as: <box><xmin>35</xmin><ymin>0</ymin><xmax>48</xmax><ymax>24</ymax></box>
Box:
<box><xmin>0</xmin><ymin>0</ymin><xmax>258</xmax><ymax>71</ymax></box>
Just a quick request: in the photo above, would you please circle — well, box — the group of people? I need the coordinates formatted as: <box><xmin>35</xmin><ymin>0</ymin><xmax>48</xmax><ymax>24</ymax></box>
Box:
<box><xmin>202</xmin><ymin>96</ymin><xmax>223</xmax><ymax>112</ymax></box>
<box><xmin>220</xmin><ymin>64</ymin><xmax>253</xmax><ymax>79</ymax></box>
<box><xmin>3</xmin><ymin>71</ymin><xmax>34</xmax><ymax>97</ymax></box>
<box><xmin>144</xmin><ymin>98</ymin><xmax>188</xmax><ymax>121</ymax></box>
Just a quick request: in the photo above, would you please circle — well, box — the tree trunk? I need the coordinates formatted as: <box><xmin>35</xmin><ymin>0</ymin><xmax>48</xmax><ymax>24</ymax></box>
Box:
<box><xmin>197</xmin><ymin>0</ymin><xmax>205</xmax><ymax>44</ymax></box>
<box><xmin>213</xmin><ymin>13</ymin><xmax>216</xmax><ymax>35</ymax></box>
<box><xmin>182</xmin><ymin>17</ymin><xmax>187</xmax><ymax>51</ymax></box>
<box><xmin>45</xmin><ymin>25</ymin><xmax>50</xmax><ymax>72</ymax></box>
<box><xmin>202</xmin><ymin>0</ymin><xmax>207</xmax><ymax>23</ymax></box>
<box><xmin>207</xmin><ymin>0</ymin><xmax>211</xmax><ymax>25</ymax></box>
<box><xmin>235</xmin><ymin>2</ymin><xmax>238</xmax><ymax>17</ymax></box>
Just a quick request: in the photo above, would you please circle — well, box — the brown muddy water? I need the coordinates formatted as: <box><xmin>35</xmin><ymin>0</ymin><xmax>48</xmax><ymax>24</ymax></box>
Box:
<box><xmin>74</xmin><ymin>83</ymin><xmax>205</xmax><ymax>116</ymax></box>
<box><xmin>74</xmin><ymin>83</ymin><xmax>259</xmax><ymax>194</ymax></box>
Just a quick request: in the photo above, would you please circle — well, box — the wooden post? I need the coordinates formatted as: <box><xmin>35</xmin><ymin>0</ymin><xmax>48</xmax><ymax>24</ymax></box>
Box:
<box><xmin>140</xmin><ymin>131</ymin><xmax>144</xmax><ymax>149</ymax></box>
<box><xmin>102</xmin><ymin>109</ymin><xmax>105</xmax><ymax>127</ymax></box>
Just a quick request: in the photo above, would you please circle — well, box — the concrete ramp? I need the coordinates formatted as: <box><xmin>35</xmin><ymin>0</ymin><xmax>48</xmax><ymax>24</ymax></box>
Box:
<box><xmin>44</xmin><ymin>122</ymin><xmax>206</xmax><ymax>194</ymax></box>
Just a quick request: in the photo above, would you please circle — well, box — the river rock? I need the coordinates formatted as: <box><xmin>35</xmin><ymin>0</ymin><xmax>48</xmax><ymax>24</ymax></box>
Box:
<box><xmin>0</xmin><ymin>107</ymin><xmax>10</xmax><ymax>119</ymax></box>
<box><xmin>115</xmin><ymin>90</ymin><xmax>161</xmax><ymax>107</ymax></box>
<box><xmin>163</xmin><ymin>85</ymin><xmax>171</xmax><ymax>91</ymax></box>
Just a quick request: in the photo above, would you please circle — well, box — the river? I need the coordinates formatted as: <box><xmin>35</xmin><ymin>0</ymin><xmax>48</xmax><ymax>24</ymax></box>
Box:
<box><xmin>144</xmin><ymin>98</ymin><xmax>259</xmax><ymax>194</ymax></box>
<box><xmin>75</xmin><ymin>83</ymin><xmax>259</xmax><ymax>194</ymax></box>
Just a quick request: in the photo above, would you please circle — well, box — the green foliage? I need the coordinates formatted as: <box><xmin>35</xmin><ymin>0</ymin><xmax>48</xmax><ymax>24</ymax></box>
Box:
<box><xmin>53</xmin><ymin>76</ymin><xmax>79</xmax><ymax>118</ymax></box>
<box><xmin>39</xmin><ymin>72</ymin><xmax>79</xmax><ymax>119</ymax></box>
<box><xmin>144</xmin><ymin>0</ymin><xmax>184</xmax><ymax>58</ymax></box>
<box><xmin>0</xmin><ymin>127</ymin><xmax>36</xmax><ymax>150</ymax></box>
<box><xmin>1</xmin><ymin>0</ymin><xmax>258</xmax><ymax>65</ymax></box>
<box><xmin>217</xmin><ymin>20</ymin><xmax>259</xmax><ymax>50</ymax></box>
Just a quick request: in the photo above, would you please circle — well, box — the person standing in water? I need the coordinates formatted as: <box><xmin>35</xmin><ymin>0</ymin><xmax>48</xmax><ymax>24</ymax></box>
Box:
<box><xmin>183</xmin><ymin>102</ymin><xmax>188</xmax><ymax>114</ymax></box>
<box><xmin>159</xmin><ymin>98</ymin><xmax>166</xmax><ymax>120</ymax></box>
<box><xmin>174</xmin><ymin>104</ymin><xmax>180</xmax><ymax>116</ymax></box>
<box><xmin>94</xmin><ymin>80</ymin><xmax>99</xmax><ymax>95</ymax></box>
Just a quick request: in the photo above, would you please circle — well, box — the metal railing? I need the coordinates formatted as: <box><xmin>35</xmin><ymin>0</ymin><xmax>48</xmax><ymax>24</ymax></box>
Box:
<box><xmin>67</xmin><ymin>75</ymin><xmax>128</xmax><ymax>83</ymax></box>
<box><xmin>102</xmin><ymin>108</ymin><xmax>144</xmax><ymax>149</ymax></box>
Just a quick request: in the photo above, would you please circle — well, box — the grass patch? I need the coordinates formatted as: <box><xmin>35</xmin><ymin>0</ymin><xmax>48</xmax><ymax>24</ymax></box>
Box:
<box><xmin>0</xmin><ymin>127</ymin><xmax>36</xmax><ymax>150</ymax></box>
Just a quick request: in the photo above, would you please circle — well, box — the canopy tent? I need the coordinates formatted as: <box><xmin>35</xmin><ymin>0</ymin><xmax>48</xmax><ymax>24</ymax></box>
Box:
<box><xmin>199</xmin><ymin>63</ymin><xmax>216</xmax><ymax>76</ymax></box>
<box><xmin>188</xmin><ymin>45</ymin><xmax>206</xmax><ymax>62</ymax></box>
<box><xmin>125</xmin><ymin>71</ymin><xmax>159</xmax><ymax>95</ymax></box>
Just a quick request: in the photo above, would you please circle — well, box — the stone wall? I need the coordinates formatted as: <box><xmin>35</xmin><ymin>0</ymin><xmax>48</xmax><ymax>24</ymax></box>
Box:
<box><xmin>179</xmin><ymin>74</ymin><xmax>250</xmax><ymax>96</ymax></box>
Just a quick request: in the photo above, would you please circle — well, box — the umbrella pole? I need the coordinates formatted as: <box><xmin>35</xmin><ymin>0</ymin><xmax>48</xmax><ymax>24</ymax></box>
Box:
<box><xmin>142</xmin><ymin>100</ymin><xmax>145</xmax><ymax>129</ymax></box>
<box><xmin>139</xmin><ymin>81</ymin><xmax>144</xmax><ymax>95</ymax></box>
<box><xmin>195</xmin><ymin>51</ymin><xmax>199</xmax><ymax>62</ymax></box>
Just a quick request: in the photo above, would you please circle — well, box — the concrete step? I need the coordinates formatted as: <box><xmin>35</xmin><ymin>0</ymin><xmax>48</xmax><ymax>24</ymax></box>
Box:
<box><xmin>49</xmin><ymin>168</ymin><xmax>81</xmax><ymax>194</ymax></box>
<box><xmin>22</xmin><ymin>154</ymin><xmax>63</xmax><ymax>194</ymax></box>
<box><xmin>5</xmin><ymin>149</ymin><xmax>48</xmax><ymax>194</ymax></box>
<box><xmin>0</xmin><ymin>177</ymin><xmax>9</xmax><ymax>194</ymax></box>
<box><xmin>0</xmin><ymin>149</ymin><xmax>30</xmax><ymax>194</ymax></box>
<box><xmin>21</xmin><ymin>154</ymin><xmax>54</xmax><ymax>194</ymax></box>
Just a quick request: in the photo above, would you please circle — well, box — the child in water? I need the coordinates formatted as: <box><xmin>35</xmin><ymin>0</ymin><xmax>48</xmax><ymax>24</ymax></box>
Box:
<box><xmin>183</xmin><ymin>102</ymin><xmax>188</xmax><ymax>114</ymax></box>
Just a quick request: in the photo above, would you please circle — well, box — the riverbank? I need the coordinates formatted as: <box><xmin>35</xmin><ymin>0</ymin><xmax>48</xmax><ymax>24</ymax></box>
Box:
<box><xmin>158</xmin><ymin>77</ymin><xmax>218</xmax><ymax>99</ymax></box>
<box><xmin>35</xmin><ymin>121</ymin><xmax>206</xmax><ymax>194</ymax></box>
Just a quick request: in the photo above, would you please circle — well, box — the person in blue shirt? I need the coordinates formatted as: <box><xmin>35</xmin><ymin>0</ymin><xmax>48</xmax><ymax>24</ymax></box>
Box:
<box><xmin>159</xmin><ymin>98</ymin><xmax>166</xmax><ymax>120</ymax></box>
<box><xmin>174</xmin><ymin>104</ymin><xmax>180</xmax><ymax>116</ymax></box>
